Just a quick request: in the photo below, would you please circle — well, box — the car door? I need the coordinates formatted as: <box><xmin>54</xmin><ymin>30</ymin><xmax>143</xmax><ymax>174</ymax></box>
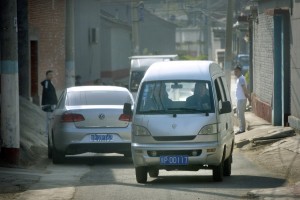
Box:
<box><xmin>213</xmin><ymin>76</ymin><xmax>234</xmax><ymax>158</ymax></box>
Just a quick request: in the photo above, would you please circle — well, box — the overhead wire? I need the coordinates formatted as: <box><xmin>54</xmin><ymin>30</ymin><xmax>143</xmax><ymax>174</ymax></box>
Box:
<box><xmin>98</xmin><ymin>0</ymin><xmax>227</xmax><ymax>24</ymax></box>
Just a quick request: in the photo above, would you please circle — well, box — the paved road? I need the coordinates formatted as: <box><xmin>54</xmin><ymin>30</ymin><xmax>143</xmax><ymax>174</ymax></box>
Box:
<box><xmin>0</xmin><ymin>73</ymin><xmax>289</xmax><ymax>200</ymax></box>
<box><xmin>4</xmin><ymin>150</ymin><xmax>286</xmax><ymax>200</ymax></box>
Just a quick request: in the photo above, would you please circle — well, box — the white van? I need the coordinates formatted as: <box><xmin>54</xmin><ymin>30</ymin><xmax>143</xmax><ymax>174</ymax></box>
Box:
<box><xmin>123</xmin><ymin>61</ymin><xmax>234</xmax><ymax>183</ymax></box>
<box><xmin>128</xmin><ymin>55</ymin><xmax>178</xmax><ymax>99</ymax></box>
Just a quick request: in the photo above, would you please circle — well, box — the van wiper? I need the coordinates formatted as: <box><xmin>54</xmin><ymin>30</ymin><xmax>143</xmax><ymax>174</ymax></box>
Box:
<box><xmin>167</xmin><ymin>108</ymin><xmax>210</xmax><ymax>116</ymax></box>
<box><xmin>140</xmin><ymin>110</ymin><xmax>166</xmax><ymax>114</ymax></box>
<box><xmin>167</xmin><ymin>108</ymin><xmax>200</xmax><ymax>112</ymax></box>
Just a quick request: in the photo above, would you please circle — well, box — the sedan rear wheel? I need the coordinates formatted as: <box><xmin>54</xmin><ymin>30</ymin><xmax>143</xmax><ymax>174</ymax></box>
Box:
<box><xmin>123</xmin><ymin>152</ymin><xmax>132</xmax><ymax>158</ymax></box>
<box><xmin>47</xmin><ymin>135</ymin><xmax>52</xmax><ymax>159</ymax></box>
<box><xmin>52</xmin><ymin>134</ymin><xmax>65</xmax><ymax>164</ymax></box>
<box><xmin>52</xmin><ymin>147</ymin><xmax>65</xmax><ymax>164</ymax></box>
<box><xmin>135</xmin><ymin>167</ymin><xmax>147</xmax><ymax>183</ymax></box>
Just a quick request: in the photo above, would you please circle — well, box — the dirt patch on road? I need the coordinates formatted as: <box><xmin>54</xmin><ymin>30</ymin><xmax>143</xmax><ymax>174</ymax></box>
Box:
<box><xmin>238</xmin><ymin>137</ymin><xmax>300</xmax><ymax>185</ymax></box>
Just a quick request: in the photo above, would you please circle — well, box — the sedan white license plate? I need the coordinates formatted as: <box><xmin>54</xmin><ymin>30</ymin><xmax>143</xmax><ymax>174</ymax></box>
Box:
<box><xmin>90</xmin><ymin>134</ymin><xmax>113</xmax><ymax>142</ymax></box>
<box><xmin>160</xmin><ymin>155</ymin><xmax>189</xmax><ymax>165</ymax></box>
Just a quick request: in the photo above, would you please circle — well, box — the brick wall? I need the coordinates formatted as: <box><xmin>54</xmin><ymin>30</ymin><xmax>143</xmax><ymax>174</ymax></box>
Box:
<box><xmin>252</xmin><ymin>13</ymin><xmax>274</xmax><ymax>122</ymax></box>
<box><xmin>28</xmin><ymin>0</ymin><xmax>65</xmax><ymax>102</ymax></box>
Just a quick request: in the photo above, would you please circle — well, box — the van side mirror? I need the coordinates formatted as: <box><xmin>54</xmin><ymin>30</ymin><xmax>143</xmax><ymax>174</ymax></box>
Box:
<box><xmin>220</xmin><ymin>101</ymin><xmax>232</xmax><ymax>114</ymax></box>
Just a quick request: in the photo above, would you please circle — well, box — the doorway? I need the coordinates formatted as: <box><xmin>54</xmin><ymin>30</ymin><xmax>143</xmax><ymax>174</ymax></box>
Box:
<box><xmin>30</xmin><ymin>40</ymin><xmax>39</xmax><ymax>105</ymax></box>
<box><xmin>273</xmin><ymin>10</ymin><xmax>291</xmax><ymax>126</ymax></box>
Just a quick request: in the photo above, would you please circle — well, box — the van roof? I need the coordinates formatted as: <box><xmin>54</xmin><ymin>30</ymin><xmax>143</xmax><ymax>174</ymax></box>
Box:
<box><xmin>142</xmin><ymin>60</ymin><xmax>223</xmax><ymax>81</ymax></box>
<box><xmin>66</xmin><ymin>85</ymin><xmax>128</xmax><ymax>92</ymax></box>
<box><xmin>129</xmin><ymin>55</ymin><xmax>178</xmax><ymax>59</ymax></box>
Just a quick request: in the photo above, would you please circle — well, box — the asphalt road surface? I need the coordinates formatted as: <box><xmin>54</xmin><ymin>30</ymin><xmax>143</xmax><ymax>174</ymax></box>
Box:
<box><xmin>9</xmin><ymin>149</ymin><xmax>286</xmax><ymax>200</ymax></box>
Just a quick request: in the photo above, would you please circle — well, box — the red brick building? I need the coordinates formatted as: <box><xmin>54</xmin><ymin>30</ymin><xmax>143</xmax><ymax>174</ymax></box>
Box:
<box><xmin>28</xmin><ymin>0</ymin><xmax>66</xmax><ymax>103</ymax></box>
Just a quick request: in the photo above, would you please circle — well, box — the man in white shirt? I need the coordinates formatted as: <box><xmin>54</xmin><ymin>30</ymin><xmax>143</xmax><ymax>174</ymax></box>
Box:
<box><xmin>234</xmin><ymin>65</ymin><xmax>250</xmax><ymax>134</ymax></box>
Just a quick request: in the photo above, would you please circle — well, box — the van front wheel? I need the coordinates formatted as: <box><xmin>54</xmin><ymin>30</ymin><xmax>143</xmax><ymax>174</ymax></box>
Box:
<box><xmin>135</xmin><ymin>167</ymin><xmax>147</xmax><ymax>183</ymax></box>
<box><xmin>149</xmin><ymin>169</ymin><xmax>159</xmax><ymax>178</ymax></box>
<box><xmin>223</xmin><ymin>154</ymin><xmax>232</xmax><ymax>176</ymax></box>
<box><xmin>213</xmin><ymin>161</ymin><xmax>224</xmax><ymax>182</ymax></box>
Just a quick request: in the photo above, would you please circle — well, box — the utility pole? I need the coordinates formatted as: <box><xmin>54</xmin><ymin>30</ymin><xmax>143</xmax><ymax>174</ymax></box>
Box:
<box><xmin>17</xmin><ymin>0</ymin><xmax>30</xmax><ymax>99</ymax></box>
<box><xmin>0</xmin><ymin>0</ymin><xmax>20</xmax><ymax>164</ymax></box>
<box><xmin>65</xmin><ymin>0</ymin><xmax>75</xmax><ymax>88</ymax></box>
<box><xmin>131</xmin><ymin>0</ymin><xmax>140</xmax><ymax>55</ymax></box>
<box><xmin>206</xmin><ymin>0</ymin><xmax>212</xmax><ymax>60</ymax></box>
<box><xmin>224</xmin><ymin>0</ymin><xmax>235</xmax><ymax>90</ymax></box>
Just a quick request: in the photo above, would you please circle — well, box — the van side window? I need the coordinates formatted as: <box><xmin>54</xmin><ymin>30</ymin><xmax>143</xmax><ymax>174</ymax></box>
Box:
<box><xmin>217</xmin><ymin>77</ymin><xmax>229</xmax><ymax>102</ymax></box>
<box><xmin>220</xmin><ymin>77</ymin><xmax>230</xmax><ymax>101</ymax></box>
<box><xmin>214</xmin><ymin>79</ymin><xmax>223</xmax><ymax>103</ymax></box>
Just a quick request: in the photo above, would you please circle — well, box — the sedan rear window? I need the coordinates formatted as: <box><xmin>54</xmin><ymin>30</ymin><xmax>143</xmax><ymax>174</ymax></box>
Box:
<box><xmin>66</xmin><ymin>91</ymin><xmax>133</xmax><ymax>106</ymax></box>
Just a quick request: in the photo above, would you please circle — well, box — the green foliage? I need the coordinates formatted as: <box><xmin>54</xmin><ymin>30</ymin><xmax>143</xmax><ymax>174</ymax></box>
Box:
<box><xmin>178</xmin><ymin>54</ymin><xmax>208</xmax><ymax>60</ymax></box>
<box><xmin>245</xmin><ymin>71</ymin><xmax>250</xmax><ymax>84</ymax></box>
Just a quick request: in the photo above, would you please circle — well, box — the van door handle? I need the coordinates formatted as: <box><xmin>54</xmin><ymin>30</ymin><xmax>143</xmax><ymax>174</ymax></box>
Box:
<box><xmin>226</xmin><ymin>123</ymin><xmax>228</xmax><ymax>130</ymax></box>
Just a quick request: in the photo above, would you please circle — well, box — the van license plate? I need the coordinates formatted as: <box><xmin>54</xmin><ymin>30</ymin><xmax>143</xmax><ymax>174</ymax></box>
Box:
<box><xmin>160</xmin><ymin>155</ymin><xmax>189</xmax><ymax>165</ymax></box>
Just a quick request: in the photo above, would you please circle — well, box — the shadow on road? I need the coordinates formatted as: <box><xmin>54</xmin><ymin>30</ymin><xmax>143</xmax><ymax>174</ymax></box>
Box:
<box><xmin>147</xmin><ymin>174</ymin><xmax>285</xmax><ymax>189</ymax></box>
<box><xmin>0</xmin><ymin>153</ymin><xmax>287</xmax><ymax>200</ymax></box>
<box><xmin>63</xmin><ymin>154</ymin><xmax>133</xmax><ymax>167</ymax></box>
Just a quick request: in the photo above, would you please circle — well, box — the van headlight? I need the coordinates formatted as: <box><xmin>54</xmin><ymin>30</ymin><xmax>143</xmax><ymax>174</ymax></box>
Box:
<box><xmin>198</xmin><ymin>124</ymin><xmax>218</xmax><ymax>135</ymax></box>
<box><xmin>132</xmin><ymin>125</ymin><xmax>151</xmax><ymax>136</ymax></box>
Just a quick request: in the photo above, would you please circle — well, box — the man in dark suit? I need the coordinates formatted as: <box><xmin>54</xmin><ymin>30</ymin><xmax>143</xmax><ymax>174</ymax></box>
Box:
<box><xmin>41</xmin><ymin>70</ymin><xmax>58</xmax><ymax>135</ymax></box>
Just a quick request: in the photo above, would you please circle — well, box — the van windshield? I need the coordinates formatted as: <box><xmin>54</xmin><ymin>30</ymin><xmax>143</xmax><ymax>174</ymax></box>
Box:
<box><xmin>137</xmin><ymin>81</ymin><xmax>215</xmax><ymax>114</ymax></box>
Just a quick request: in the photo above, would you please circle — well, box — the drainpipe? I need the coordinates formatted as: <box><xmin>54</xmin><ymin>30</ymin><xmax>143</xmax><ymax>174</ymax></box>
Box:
<box><xmin>65</xmin><ymin>0</ymin><xmax>75</xmax><ymax>88</ymax></box>
<box><xmin>0</xmin><ymin>0</ymin><xmax>20</xmax><ymax>164</ymax></box>
<box><xmin>131</xmin><ymin>0</ymin><xmax>140</xmax><ymax>55</ymax></box>
<box><xmin>17</xmin><ymin>0</ymin><xmax>30</xmax><ymax>100</ymax></box>
<box><xmin>224</xmin><ymin>0</ymin><xmax>235</xmax><ymax>90</ymax></box>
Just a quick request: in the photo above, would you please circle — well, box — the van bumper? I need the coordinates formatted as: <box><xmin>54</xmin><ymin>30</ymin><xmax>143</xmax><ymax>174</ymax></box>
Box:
<box><xmin>131</xmin><ymin>142</ymin><xmax>223</xmax><ymax>168</ymax></box>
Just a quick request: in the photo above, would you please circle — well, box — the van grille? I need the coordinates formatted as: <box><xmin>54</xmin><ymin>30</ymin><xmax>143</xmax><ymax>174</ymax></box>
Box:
<box><xmin>153</xmin><ymin>136</ymin><xmax>196</xmax><ymax>141</ymax></box>
<box><xmin>147</xmin><ymin>150</ymin><xmax>202</xmax><ymax>157</ymax></box>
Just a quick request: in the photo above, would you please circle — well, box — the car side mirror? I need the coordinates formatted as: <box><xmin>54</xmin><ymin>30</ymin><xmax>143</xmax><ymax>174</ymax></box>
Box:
<box><xmin>220</xmin><ymin>101</ymin><xmax>232</xmax><ymax>114</ymax></box>
<box><xmin>123</xmin><ymin>103</ymin><xmax>133</xmax><ymax>116</ymax></box>
<box><xmin>119</xmin><ymin>103</ymin><xmax>133</xmax><ymax>122</ymax></box>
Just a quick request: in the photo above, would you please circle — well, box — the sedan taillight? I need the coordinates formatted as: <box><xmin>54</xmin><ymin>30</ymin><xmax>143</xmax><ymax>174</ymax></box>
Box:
<box><xmin>119</xmin><ymin>114</ymin><xmax>132</xmax><ymax>122</ymax></box>
<box><xmin>61</xmin><ymin>113</ymin><xmax>85</xmax><ymax>122</ymax></box>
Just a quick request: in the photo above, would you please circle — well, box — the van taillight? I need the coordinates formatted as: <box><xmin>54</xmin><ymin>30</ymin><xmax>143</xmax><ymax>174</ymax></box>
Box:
<box><xmin>61</xmin><ymin>113</ymin><xmax>85</xmax><ymax>122</ymax></box>
<box><xmin>119</xmin><ymin>114</ymin><xmax>132</xmax><ymax>122</ymax></box>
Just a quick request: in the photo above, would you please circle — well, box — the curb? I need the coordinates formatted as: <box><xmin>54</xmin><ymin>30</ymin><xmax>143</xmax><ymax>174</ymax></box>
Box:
<box><xmin>247</xmin><ymin>182</ymin><xmax>300</xmax><ymax>199</ymax></box>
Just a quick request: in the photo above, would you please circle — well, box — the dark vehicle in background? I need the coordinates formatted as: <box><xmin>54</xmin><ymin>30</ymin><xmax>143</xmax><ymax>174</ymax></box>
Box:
<box><xmin>128</xmin><ymin>55</ymin><xmax>178</xmax><ymax>99</ymax></box>
<box><xmin>48</xmin><ymin>86</ymin><xmax>134</xmax><ymax>164</ymax></box>
<box><xmin>235</xmin><ymin>54</ymin><xmax>249</xmax><ymax>75</ymax></box>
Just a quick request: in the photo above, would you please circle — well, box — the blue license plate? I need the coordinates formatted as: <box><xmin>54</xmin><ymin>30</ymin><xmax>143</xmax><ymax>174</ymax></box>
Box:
<box><xmin>160</xmin><ymin>155</ymin><xmax>189</xmax><ymax>165</ymax></box>
<box><xmin>90</xmin><ymin>134</ymin><xmax>113</xmax><ymax>142</ymax></box>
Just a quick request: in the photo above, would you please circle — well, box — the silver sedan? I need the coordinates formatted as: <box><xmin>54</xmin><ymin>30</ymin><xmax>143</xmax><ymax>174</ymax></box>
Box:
<box><xmin>48</xmin><ymin>86</ymin><xmax>134</xmax><ymax>164</ymax></box>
